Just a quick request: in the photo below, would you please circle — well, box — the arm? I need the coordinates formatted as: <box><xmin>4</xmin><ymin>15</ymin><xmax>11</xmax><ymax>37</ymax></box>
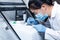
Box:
<box><xmin>46</xmin><ymin>28</ymin><xmax>60</xmax><ymax>40</ymax></box>
<box><xmin>33</xmin><ymin>24</ymin><xmax>60</xmax><ymax>40</ymax></box>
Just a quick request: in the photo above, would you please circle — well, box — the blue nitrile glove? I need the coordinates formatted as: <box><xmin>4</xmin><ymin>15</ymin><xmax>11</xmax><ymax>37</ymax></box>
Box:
<box><xmin>27</xmin><ymin>17</ymin><xmax>39</xmax><ymax>25</ymax></box>
<box><xmin>33</xmin><ymin>24</ymin><xmax>46</xmax><ymax>32</ymax></box>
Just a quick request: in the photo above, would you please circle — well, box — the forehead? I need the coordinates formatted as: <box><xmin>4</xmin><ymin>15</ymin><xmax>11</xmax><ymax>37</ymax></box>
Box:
<box><xmin>30</xmin><ymin>9</ymin><xmax>42</xmax><ymax>13</ymax></box>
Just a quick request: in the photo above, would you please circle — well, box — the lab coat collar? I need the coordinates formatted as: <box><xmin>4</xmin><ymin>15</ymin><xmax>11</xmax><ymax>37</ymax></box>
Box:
<box><xmin>51</xmin><ymin>1</ymin><xmax>58</xmax><ymax>19</ymax></box>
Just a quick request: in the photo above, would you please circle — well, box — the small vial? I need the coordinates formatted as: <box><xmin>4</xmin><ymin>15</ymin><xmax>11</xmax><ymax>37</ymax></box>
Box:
<box><xmin>23</xmin><ymin>13</ymin><xmax>26</xmax><ymax>23</ymax></box>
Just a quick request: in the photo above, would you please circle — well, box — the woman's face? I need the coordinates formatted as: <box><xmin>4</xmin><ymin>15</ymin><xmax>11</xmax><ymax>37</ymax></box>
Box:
<box><xmin>30</xmin><ymin>4</ymin><xmax>49</xmax><ymax>15</ymax></box>
<box><xmin>30</xmin><ymin>9</ymin><xmax>41</xmax><ymax>14</ymax></box>
<box><xmin>30</xmin><ymin>8</ymin><xmax>47</xmax><ymax>15</ymax></box>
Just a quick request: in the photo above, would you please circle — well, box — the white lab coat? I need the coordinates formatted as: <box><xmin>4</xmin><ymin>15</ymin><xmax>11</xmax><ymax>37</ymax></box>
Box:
<box><xmin>45</xmin><ymin>1</ymin><xmax>60</xmax><ymax>40</ymax></box>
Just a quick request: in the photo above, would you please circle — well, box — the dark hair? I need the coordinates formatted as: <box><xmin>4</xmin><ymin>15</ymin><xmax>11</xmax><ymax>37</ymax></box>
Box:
<box><xmin>28</xmin><ymin>0</ymin><xmax>54</xmax><ymax>9</ymax></box>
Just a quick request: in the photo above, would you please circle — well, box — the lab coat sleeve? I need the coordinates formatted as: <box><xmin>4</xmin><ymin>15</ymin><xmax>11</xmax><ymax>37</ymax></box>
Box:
<box><xmin>46</xmin><ymin>28</ymin><xmax>60</xmax><ymax>39</ymax></box>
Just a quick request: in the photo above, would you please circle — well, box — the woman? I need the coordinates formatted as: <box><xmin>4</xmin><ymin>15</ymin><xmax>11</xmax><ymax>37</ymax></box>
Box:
<box><xmin>27</xmin><ymin>0</ymin><xmax>60</xmax><ymax>40</ymax></box>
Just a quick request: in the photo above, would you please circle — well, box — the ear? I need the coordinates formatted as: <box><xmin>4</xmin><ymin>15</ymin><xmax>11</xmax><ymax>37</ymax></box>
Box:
<box><xmin>41</xmin><ymin>4</ymin><xmax>47</xmax><ymax>10</ymax></box>
<box><xmin>40</xmin><ymin>4</ymin><xmax>48</xmax><ymax>14</ymax></box>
